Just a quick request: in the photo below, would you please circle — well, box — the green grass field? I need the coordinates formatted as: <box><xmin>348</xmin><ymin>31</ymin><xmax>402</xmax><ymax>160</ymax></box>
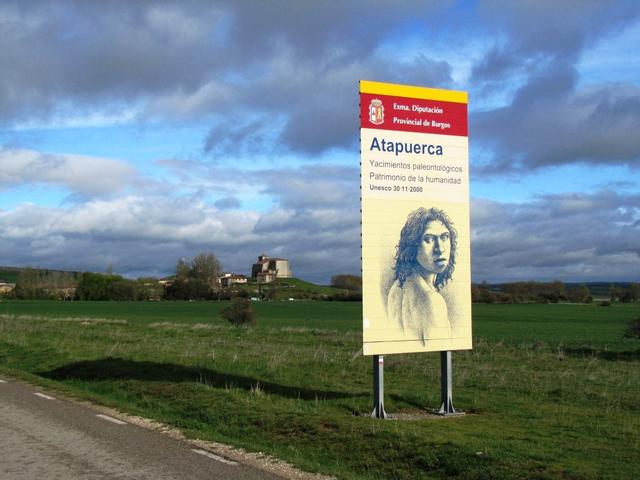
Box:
<box><xmin>0</xmin><ymin>300</ymin><xmax>638</xmax><ymax>479</ymax></box>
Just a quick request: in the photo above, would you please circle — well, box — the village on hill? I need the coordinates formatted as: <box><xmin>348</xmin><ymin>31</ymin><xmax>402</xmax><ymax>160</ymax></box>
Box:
<box><xmin>0</xmin><ymin>254</ymin><xmax>363</xmax><ymax>302</ymax></box>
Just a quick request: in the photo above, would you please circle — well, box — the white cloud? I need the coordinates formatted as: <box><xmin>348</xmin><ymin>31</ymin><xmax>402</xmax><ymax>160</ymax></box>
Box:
<box><xmin>471</xmin><ymin>191</ymin><xmax>640</xmax><ymax>282</ymax></box>
<box><xmin>0</xmin><ymin>148</ymin><xmax>137</xmax><ymax>196</ymax></box>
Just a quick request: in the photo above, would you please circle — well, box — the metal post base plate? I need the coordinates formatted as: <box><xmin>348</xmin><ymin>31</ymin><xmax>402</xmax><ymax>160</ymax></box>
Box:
<box><xmin>436</xmin><ymin>406</ymin><xmax>465</xmax><ymax>417</ymax></box>
<box><xmin>371</xmin><ymin>405</ymin><xmax>388</xmax><ymax>419</ymax></box>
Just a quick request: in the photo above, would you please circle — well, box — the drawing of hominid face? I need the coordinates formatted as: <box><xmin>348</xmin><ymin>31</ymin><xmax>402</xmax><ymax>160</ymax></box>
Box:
<box><xmin>416</xmin><ymin>220</ymin><xmax>451</xmax><ymax>274</ymax></box>
<box><xmin>393</xmin><ymin>207</ymin><xmax>457</xmax><ymax>290</ymax></box>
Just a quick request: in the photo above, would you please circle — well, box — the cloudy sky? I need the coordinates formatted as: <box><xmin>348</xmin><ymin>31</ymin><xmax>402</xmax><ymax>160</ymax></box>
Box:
<box><xmin>1</xmin><ymin>0</ymin><xmax>639</xmax><ymax>283</ymax></box>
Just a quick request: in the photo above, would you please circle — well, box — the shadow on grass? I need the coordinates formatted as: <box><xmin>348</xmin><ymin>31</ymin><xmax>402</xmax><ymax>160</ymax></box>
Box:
<box><xmin>39</xmin><ymin>357</ymin><xmax>365</xmax><ymax>401</ymax></box>
<box><xmin>564</xmin><ymin>347</ymin><xmax>640</xmax><ymax>361</ymax></box>
<box><xmin>389</xmin><ymin>393</ymin><xmax>431</xmax><ymax>410</ymax></box>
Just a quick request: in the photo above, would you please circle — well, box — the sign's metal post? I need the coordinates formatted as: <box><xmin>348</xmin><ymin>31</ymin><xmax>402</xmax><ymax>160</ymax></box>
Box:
<box><xmin>438</xmin><ymin>351</ymin><xmax>463</xmax><ymax>415</ymax></box>
<box><xmin>371</xmin><ymin>355</ymin><xmax>387</xmax><ymax>418</ymax></box>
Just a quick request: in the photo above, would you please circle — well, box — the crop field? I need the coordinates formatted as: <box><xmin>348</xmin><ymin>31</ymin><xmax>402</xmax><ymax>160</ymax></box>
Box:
<box><xmin>0</xmin><ymin>300</ymin><xmax>638</xmax><ymax>479</ymax></box>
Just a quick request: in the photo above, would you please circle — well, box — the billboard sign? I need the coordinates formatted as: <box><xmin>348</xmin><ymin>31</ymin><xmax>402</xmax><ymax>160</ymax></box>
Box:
<box><xmin>360</xmin><ymin>80</ymin><xmax>471</xmax><ymax>355</ymax></box>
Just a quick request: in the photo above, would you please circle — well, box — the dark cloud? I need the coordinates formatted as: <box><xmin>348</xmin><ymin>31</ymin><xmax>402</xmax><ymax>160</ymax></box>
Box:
<box><xmin>1</xmin><ymin>1</ymin><xmax>639</xmax><ymax>162</ymax></box>
<box><xmin>201</xmin><ymin>56</ymin><xmax>453</xmax><ymax>156</ymax></box>
<box><xmin>0</xmin><ymin>1</ymin><xmax>455</xmax><ymax>155</ymax></box>
<box><xmin>220</xmin><ymin>1</ymin><xmax>444</xmax><ymax>64</ymax></box>
<box><xmin>199</xmin><ymin>52</ymin><xmax>454</xmax><ymax>155</ymax></box>
<box><xmin>471</xmin><ymin>46</ymin><xmax>526</xmax><ymax>90</ymax></box>
<box><xmin>275</xmin><ymin>55</ymin><xmax>453</xmax><ymax>154</ymax></box>
<box><xmin>0</xmin><ymin>1</ymin><xmax>226</xmax><ymax>122</ymax></box>
<box><xmin>473</xmin><ymin>1</ymin><xmax>640</xmax><ymax>82</ymax></box>
<box><xmin>473</xmin><ymin>81</ymin><xmax>640</xmax><ymax>172</ymax></box>
<box><xmin>469</xmin><ymin>1</ymin><xmax>640</xmax><ymax>173</ymax></box>
<box><xmin>203</xmin><ymin>117</ymin><xmax>271</xmax><ymax>155</ymax></box>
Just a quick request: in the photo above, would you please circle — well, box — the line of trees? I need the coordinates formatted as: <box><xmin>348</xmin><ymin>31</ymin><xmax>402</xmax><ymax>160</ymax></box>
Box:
<box><xmin>472</xmin><ymin>281</ymin><xmax>640</xmax><ymax>304</ymax></box>
<box><xmin>5</xmin><ymin>253</ymin><xmax>223</xmax><ymax>302</ymax></box>
<box><xmin>610</xmin><ymin>284</ymin><xmax>640</xmax><ymax>303</ymax></box>
<box><xmin>472</xmin><ymin>281</ymin><xmax>591</xmax><ymax>304</ymax></box>
<box><xmin>5</xmin><ymin>263</ymin><xmax>639</xmax><ymax>305</ymax></box>
<box><xmin>12</xmin><ymin>268</ymin><xmax>79</xmax><ymax>300</ymax></box>
<box><xmin>75</xmin><ymin>272</ymin><xmax>164</xmax><ymax>301</ymax></box>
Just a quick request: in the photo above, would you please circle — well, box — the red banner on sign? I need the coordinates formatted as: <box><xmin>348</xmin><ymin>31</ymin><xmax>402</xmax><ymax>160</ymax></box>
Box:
<box><xmin>360</xmin><ymin>93</ymin><xmax>467</xmax><ymax>137</ymax></box>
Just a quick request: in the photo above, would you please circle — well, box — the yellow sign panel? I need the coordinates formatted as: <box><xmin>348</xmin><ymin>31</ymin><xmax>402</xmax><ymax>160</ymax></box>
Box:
<box><xmin>360</xmin><ymin>80</ymin><xmax>472</xmax><ymax>355</ymax></box>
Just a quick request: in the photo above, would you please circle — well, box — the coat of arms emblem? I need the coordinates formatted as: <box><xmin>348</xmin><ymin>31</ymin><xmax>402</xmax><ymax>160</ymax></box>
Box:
<box><xmin>369</xmin><ymin>99</ymin><xmax>384</xmax><ymax>125</ymax></box>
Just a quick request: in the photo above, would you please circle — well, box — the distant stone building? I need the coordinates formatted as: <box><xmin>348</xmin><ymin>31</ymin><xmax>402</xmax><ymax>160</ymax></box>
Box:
<box><xmin>251</xmin><ymin>255</ymin><xmax>292</xmax><ymax>283</ymax></box>
<box><xmin>0</xmin><ymin>282</ymin><xmax>16</xmax><ymax>295</ymax></box>
<box><xmin>256</xmin><ymin>271</ymin><xmax>277</xmax><ymax>284</ymax></box>
<box><xmin>218</xmin><ymin>273</ymin><xmax>248</xmax><ymax>287</ymax></box>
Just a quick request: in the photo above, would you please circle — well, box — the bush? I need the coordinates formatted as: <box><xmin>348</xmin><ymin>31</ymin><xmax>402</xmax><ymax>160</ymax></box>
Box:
<box><xmin>624</xmin><ymin>317</ymin><xmax>640</xmax><ymax>339</ymax></box>
<box><xmin>76</xmin><ymin>272</ymin><xmax>138</xmax><ymax>301</ymax></box>
<box><xmin>235</xmin><ymin>289</ymin><xmax>249</xmax><ymax>298</ymax></box>
<box><xmin>327</xmin><ymin>291</ymin><xmax>362</xmax><ymax>301</ymax></box>
<box><xmin>164</xmin><ymin>278</ymin><xmax>210</xmax><ymax>300</ymax></box>
<box><xmin>220</xmin><ymin>297</ymin><xmax>256</xmax><ymax>327</ymax></box>
<box><xmin>598</xmin><ymin>300</ymin><xmax>611</xmax><ymax>307</ymax></box>
<box><xmin>330</xmin><ymin>274</ymin><xmax>362</xmax><ymax>292</ymax></box>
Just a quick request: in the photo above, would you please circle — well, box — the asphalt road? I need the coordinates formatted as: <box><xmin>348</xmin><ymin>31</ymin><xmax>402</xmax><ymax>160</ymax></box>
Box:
<box><xmin>0</xmin><ymin>377</ymin><xmax>284</xmax><ymax>480</ymax></box>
